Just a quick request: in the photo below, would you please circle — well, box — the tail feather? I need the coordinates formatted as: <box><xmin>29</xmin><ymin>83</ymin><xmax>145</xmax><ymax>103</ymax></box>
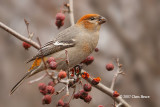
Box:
<box><xmin>10</xmin><ymin>71</ymin><xmax>31</xmax><ymax>95</ymax></box>
<box><xmin>10</xmin><ymin>59</ymin><xmax>44</xmax><ymax>95</ymax></box>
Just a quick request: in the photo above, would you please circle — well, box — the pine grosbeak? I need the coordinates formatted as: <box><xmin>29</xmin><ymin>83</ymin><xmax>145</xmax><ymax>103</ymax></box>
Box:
<box><xmin>10</xmin><ymin>14</ymin><xmax>106</xmax><ymax>94</ymax></box>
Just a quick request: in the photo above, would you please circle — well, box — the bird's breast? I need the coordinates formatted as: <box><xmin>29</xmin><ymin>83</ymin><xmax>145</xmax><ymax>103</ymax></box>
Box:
<box><xmin>77</xmin><ymin>30</ymin><xmax>99</xmax><ymax>54</ymax></box>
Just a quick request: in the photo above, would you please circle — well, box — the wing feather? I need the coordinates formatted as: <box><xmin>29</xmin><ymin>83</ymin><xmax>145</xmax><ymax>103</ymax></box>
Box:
<box><xmin>27</xmin><ymin>25</ymin><xmax>79</xmax><ymax>63</ymax></box>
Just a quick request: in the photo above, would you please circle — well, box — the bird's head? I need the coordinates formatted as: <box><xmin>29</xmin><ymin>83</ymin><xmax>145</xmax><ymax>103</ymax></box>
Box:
<box><xmin>76</xmin><ymin>14</ymin><xmax>106</xmax><ymax>31</ymax></box>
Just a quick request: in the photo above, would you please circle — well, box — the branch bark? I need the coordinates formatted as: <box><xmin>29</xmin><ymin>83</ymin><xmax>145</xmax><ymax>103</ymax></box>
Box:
<box><xmin>0</xmin><ymin>22</ymin><xmax>40</xmax><ymax>49</ymax></box>
<box><xmin>81</xmin><ymin>70</ymin><xmax>131</xmax><ymax>107</ymax></box>
<box><xmin>69</xmin><ymin>0</ymin><xmax>74</xmax><ymax>26</ymax></box>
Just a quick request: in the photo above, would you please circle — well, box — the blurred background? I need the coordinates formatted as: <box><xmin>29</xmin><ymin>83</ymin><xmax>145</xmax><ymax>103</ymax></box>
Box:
<box><xmin>0</xmin><ymin>0</ymin><xmax>160</xmax><ymax>107</ymax></box>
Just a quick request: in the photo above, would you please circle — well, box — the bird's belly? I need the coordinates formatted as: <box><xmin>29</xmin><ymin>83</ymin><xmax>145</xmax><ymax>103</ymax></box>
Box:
<box><xmin>48</xmin><ymin>47</ymin><xmax>90</xmax><ymax>71</ymax></box>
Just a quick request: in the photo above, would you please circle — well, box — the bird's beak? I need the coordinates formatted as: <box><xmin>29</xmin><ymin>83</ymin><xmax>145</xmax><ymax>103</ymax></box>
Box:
<box><xmin>98</xmin><ymin>16</ymin><xmax>106</xmax><ymax>24</ymax></box>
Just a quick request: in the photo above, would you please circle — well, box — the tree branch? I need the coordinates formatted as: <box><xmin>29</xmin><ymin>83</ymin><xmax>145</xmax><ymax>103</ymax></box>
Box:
<box><xmin>81</xmin><ymin>70</ymin><xmax>131</xmax><ymax>107</ymax></box>
<box><xmin>110</xmin><ymin>58</ymin><xmax>124</xmax><ymax>90</ymax></box>
<box><xmin>68</xmin><ymin>0</ymin><xmax>74</xmax><ymax>26</ymax></box>
<box><xmin>0</xmin><ymin>22</ymin><xmax>40</xmax><ymax>49</ymax></box>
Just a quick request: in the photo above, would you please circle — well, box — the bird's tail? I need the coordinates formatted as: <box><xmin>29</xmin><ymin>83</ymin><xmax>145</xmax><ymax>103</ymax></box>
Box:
<box><xmin>10</xmin><ymin>71</ymin><xmax>32</xmax><ymax>95</ymax></box>
<box><xmin>10</xmin><ymin>58</ymin><xmax>43</xmax><ymax>95</ymax></box>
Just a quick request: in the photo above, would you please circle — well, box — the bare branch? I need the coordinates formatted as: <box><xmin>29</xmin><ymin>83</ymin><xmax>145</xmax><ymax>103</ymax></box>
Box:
<box><xmin>110</xmin><ymin>58</ymin><xmax>124</xmax><ymax>90</ymax></box>
<box><xmin>56</xmin><ymin>86</ymin><xmax>66</xmax><ymax>95</ymax></box>
<box><xmin>69</xmin><ymin>0</ymin><xmax>74</xmax><ymax>25</ymax></box>
<box><xmin>28</xmin><ymin>73</ymin><xmax>47</xmax><ymax>84</ymax></box>
<box><xmin>81</xmin><ymin>69</ymin><xmax>131</xmax><ymax>107</ymax></box>
<box><xmin>0</xmin><ymin>22</ymin><xmax>40</xmax><ymax>49</ymax></box>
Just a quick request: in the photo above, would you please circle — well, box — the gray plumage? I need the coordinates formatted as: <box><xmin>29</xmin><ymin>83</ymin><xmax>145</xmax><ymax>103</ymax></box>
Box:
<box><xmin>27</xmin><ymin>25</ymin><xmax>79</xmax><ymax>63</ymax></box>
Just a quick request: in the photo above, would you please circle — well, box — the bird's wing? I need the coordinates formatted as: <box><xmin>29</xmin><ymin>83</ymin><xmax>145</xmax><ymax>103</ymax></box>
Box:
<box><xmin>27</xmin><ymin>25</ymin><xmax>79</xmax><ymax>63</ymax></box>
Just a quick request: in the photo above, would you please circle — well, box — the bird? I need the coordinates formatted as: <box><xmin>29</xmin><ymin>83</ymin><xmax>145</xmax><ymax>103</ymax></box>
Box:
<box><xmin>10</xmin><ymin>14</ymin><xmax>106</xmax><ymax>95</ymax></box>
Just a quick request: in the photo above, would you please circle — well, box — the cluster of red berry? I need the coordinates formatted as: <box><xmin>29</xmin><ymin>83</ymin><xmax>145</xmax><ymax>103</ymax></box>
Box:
<box><xmin>73</xmin><ymin>83</ymin><xmax>92</xmax><ymax>103</ymax></box>
<box><xmin>35</xmin><ymin>47</ymin><xmax>115</xmax><ymax>106</ymax></box>
<box><xmin>38</xmin><ymin>70</ymin><xmax>67</xmax><ymax>105</ymax></box>
<box><xmin>38</xmin><ymin>81</ymin><xmax>55</xmax><ymax>104</ymax></box>
<box><xmin>57</xmin><ymin>99</ymin><xmax>70</xmax><ymax>107</ymax></box>
<box><xmin>47</xmin><ymin>57</ymin><xmax>57</xmax><ymax>70</ymax></box>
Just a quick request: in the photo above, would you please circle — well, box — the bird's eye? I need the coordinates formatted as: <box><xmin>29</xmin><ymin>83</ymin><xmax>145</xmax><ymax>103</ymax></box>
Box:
<box><xmin>90</xmin><ymin>17</ymin><xmax>95</xmax><ymax>20</ymax></box>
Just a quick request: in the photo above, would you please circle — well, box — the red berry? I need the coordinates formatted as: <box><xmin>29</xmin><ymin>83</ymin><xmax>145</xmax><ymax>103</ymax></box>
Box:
<box><xmin>56</xmin><ymin>13</ymin><xmax>65</xmax><ymax>21</ymax></box>
<box><xmin>57</xmin><ymin>99</ymin><xmax>64</xmax><ymax>106</ymax></box>
<box><xmin>83</xmin><ymin>84</ymin><xmax>92</xmax><ymax>92</ymax></box>
<box><xmin>106</xmin><ymin>63</ymin><xmax>114</xmax><ymax>71</ymax></box>
<box><xmin>55</xmin><ymin>13</ymin><xmax>65</xmax><ymax>29</ymax></box>
<box><xmin>58</xmin><ymin>70</ymin><xmax>67</xmax><ymax>79</ymax></box>
<box><xmin>47</xmin><ymin>57</ymin><xmax>56</xmax><ymax>64</ymax></box>
<box><xmin>55</xmin><ymin>20</ymin><xmax>64</xmax><ymax>29</ymax></box>
<box><xmin>95</xmin><ymin>48</ymin><xmax>99</xmax><ymax>52</ymax></box>
<box><xmin>79</xmin><ymin>90</ymin><xmax>88</xmax><ymax>99</ymax></box>
<box><xmin>48</xmin><ymin>81</ymin><xmax>55</xmax><ymax>87</ymax></box>
<box><xmin>23</xmin><ymin>42</ymin><xmax>31</xmax><ymax>50</ymax></box>
<box><xmin>46</xmin><ymin>86</ymin><xmax>55</xmax><ymax>94</ymax></box>
<box><xmin>63</xmin><ymin>103</ymin><xmax>70</xmax><ymax>107</ymax></box>
<box><xmin>81</xmin><ymin>72</ymin><xmax>90</xmax><ymax>79</ymax></box>
<box><xmin>113</xmin><ymin>91</ymin><xmax>119</xmax><ymax>97</ymax></box>
<box><xmin>38</xmin><ymin>83</ymin><xmax>46</xmax><ymax>90</ymax></box>
<box><xmin>49</xmin><ymin>61</ymin><xmax>57</xmax><ymax>70</ymax></box>
<box><xmin>81</xmin><ymin>56</ymin><xmax>94</xmax><ymax>65</ymax></box>
<box><xmin>98</xmin><ymin>105</ymin><xmax>104</xmax><ymax>107</ymax></box>
<box><xmin>40</xmin><ymin>90</ymin><xmax>47</xmax><ymax>95</ymax></box>
<box><xmin>91</xmin><ymin>77</ymin><xmax>101</xmax><ymax>85</ymax></box>
<box><xmin>84</xmin><ymin>95</ymin><xmax>92</xmax><ymax>103</ymax></box>
<box><xmin>74</xmin><ymin>92</ymin><xmax>80</xmax><ymax>99</ymax></box>
<box><xmin>42</xmin><ymin>95</ymin><xmax>51</xmax><ymax>104</ymax></box>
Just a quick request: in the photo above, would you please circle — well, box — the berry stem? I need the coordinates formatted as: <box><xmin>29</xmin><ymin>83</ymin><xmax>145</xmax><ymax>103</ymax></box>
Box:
<box><xmin>68</xmin><ymin>85</ymin><xmax>76</xmax><ymax>103</ymax></box>
<box><xmin>36</xmin><ymin>37</ymin><xmax>54</xmax><ymax>79</ymax></box>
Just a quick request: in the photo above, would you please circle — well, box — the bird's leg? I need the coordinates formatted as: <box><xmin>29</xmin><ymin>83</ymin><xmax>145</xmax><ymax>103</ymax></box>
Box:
<box><xmin>74</xmin><ymin>64</ymin><xmax>83</xmax><ymax>76</ymax></box>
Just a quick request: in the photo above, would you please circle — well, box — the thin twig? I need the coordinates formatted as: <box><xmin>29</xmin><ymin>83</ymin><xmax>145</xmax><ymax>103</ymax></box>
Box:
<box><xmin>68</xmin><ymin>85</ymin><xmax>76</xmax><ymax>103</ymax></box>
<box><xmin>110</xmin><ymin>58</ymin><xmax>124</xmax><ymax>90</ymax></box>
<box><xmin>36</xmin><ymin>37</ymin><xmax>54</xmax><ymax>79</ymax></box>
<box><xmin>0</xmin><ymin>22</ymin><xmax>40</xmax><ymax>49</ymax></box>
<box><xmin>65</xmin><ymin>49</ymin><xmax>70</xmax><ymax>78</ymax></box>
<box><xmin>116</xmin><ymin>103</ymin><xmax>123</xmax><ymax>107</ymax></box>
<box><xmin>24</xmin><ymin>19</ymin><xmax>30</xmax><ymax>36</ymax></box>
<box><xmin>24</xmin><ymin>19</ymin><xmax>34</xmax><ymax>40</ymax></box>
<box><xmin>28</xmin><ymin>73</ymin><xmax>47</xmax><ymax>84</ymax></box>
<box><xmin>56</xmin><ymin>86</ymin><xmax>66</xmax><ymax>95</ymax></box>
